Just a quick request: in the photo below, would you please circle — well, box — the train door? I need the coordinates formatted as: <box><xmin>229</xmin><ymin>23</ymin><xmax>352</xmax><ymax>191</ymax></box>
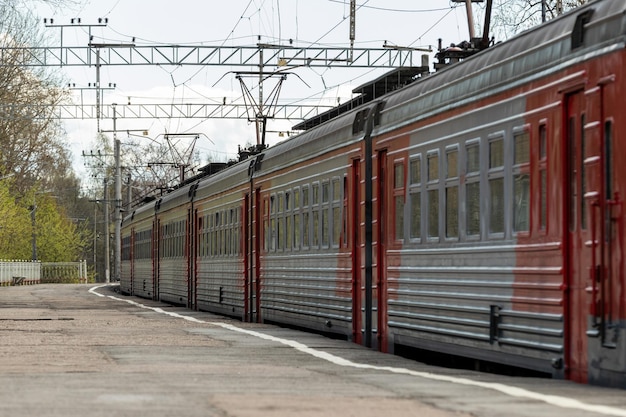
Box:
<box><xmin>187</xmin><ymin>207</ymin><xmax>199</xmax><ymax>310</ymax></box>
<box><xmin>583</xmin><ymin>76</ymin><xmax>622</xmax><ymax>384</ymax></box>
<box><xmin>253</xmin><ymin>187</ymin><xmax>262</xmax><ymax>322</ymax></box>
<box><xmin>350</xmin><ymin>159</ymin><xmax>363</xmax><ymax>344</ymax></box>
<box><xmin>565</xmin><ymin>89</ymin><xmax>591</xmax><ymax>383</ymax></box>
<box><xmin>244</xmin><ymin>193</ymin><xmax>251</xmax><ymax>321</ymax></box>
<box><xmin>129</xmin><ymin>227</ymin><xmax>134</xmax><ymax>295</ymax></box>
<box><xmin>153</xmin><ymin>218</ymin><xmax>160</xmax><ymax>301</ymax></box>
<box><xmin>376</xmin><ymin>149</ymin><xmax>388</xmax><ymax>351</ymax></box>
<box><xmin>244</xmin><ymin>187</ymin><xmax>262</xmax><ymax>322</ymax></box>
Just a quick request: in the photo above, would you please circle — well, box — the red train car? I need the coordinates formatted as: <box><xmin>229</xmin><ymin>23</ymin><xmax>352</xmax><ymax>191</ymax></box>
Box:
<box><xmin>122</xmin><ymin>0</ymin><xmax>626</xmax><ymax>387</ymax></box>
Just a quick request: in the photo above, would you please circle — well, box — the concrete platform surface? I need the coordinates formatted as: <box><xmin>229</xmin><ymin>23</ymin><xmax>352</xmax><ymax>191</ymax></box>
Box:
<box><xmin>0</xmin><ymin>284</ymin><xmax>625</xmax><ymax>417</ymax></box>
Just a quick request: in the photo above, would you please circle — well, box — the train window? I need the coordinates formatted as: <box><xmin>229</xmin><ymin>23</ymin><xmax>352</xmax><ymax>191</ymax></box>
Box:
<box><xmin>220</xmin><ymin>217</ymin><xmax>225</xmax><ymax>256</ymax></box>
<box><xmin>270</xmin><ymin>216</ymin><xmax>276</xmax><ymax>251</ymax></box>
<box><xmin>342</xmin><ymin>176</ymin><xmax>348</xmax><ymax>247</ymax></box>
<box><xmin>209</xmin><ymin>214</ymin><xmax>214</xmax><ymax>257</ymax></box>
<box><xmin>285</xmin><ymin>191</ymin><xmax>291</xmax><ymax>211</ymax></box>
<box><xmin>236</xmin><ymin>207</ymin><xmax>242</xmax><ymax>255</ymax></box>
<box><xmin>513</xmin><ymin>131</ymin><xmax>530</xmax><ymax>232</ymax></box>
<box><xmin>410</xmin><ymin>157</ymin><xmax>421</xmax><ymax>184</ymax></box>
<box><xmin>428</xmin><ymin>189</ymin><xmax>439</xmax><ymax>238</ymax></box>
<box><xmin>313</xmin><ymin>211</ymin><xmax>320</xmax><ymax>247</ymax></box>
<box><xmin>199</xmin><ymin>215</ymin><xmax>205</xmax><ymax>258</ymax></box>
<box><xmin>428</xmin><ymin>153</ymin><xmax>439</xmax><ymax>181</ymax></box>
<box><xmin>409</xmin><ymin>155</ymin><xmax>422</xmax><ymax>241</ymax></box>
<box><xmin>410</xmin><ymin>193</ymin><xmax>421</xmax><ymax>239</ymax></box>
<box><xmin>466</xmin><ymin>182</ymin><xmax>480</xmax><ymax>236</ymax></box>
<box><xmin>302</xmin><ymin>186</ymin><xmax>309</xmax><ymax>207</ymax></box>
<box><xmin>445</xmin><ymin>147</ymin><xmax>459</xmax><ymax>239</ymax></box>
<box><xmin>224</xmin><ymin>221</ymin><xmax>233</xmax><ymax>255</ymax></box>
<box><xmin>490</xmin><ymin>139</ymin><xmax>504</xmax><ymax>168</ymax></box>
<box><xmin>394</xmin><ymin>163</ymin><xmax>404</xmax><ymax>188</ymax></box>
<box><xmin>427</xmin><ymin>151</ymin><xmax>440</xmax><ymax>239</ymax></box>
<box><xmin>294</xmin><ymin>213</ymin><xmax>301</xmax><ymax>249</ymax></box>
<box><xmin>278</xmin><ymin>193</ymin><xmax>285</xmax><ymax>251</ymax></box>
<box><xmin>467</xmin><ymin>142</ymin><xmax>480</xmax><ymax>173</ymax></box>
<box><xmin>465</xmin><ymin>140</ymin><xmax>481</xmax><ymax>237</ymax></box>
<box><xmin>446</xmin><ymin>148</ymin><xmax>458</xmax><ymax>179</ymax></box>
<box><xmin>322</xmin><ymin>182</ymin><xmax>330</xmax><ymax>204</ymax></box>
<box><xmin>513</xmin><ymin>175</ymin><xmax>530</xmax><ymax>232</ymax></box>
<box><xmin>395</xmin><ymin>196</ymin><xmax>404</xmax><ymax>240</ymax></box>
<box><xmin>212</xmin><ymin>215</ymin><xmax>218</xmax><ymax>256</ymax></box>
<box><xmin>286</xmin><ymin>214</ymin><xmax>292</xmax><ymax>250</ymax></box>
<box><xmin>313</xmin><ymin>184</ymin><xmax>320</xmax><ymax>205</ymax></box>
<box><xmin>489</xmin><ymin>137</ymin><xmax>505</xmax><ymax>235</ymax></box>
<box><xmin>539</xmin><ymin>124</ymin><xmax>548</xmax><ymax>231</ymax></box>
<box><xmin>446</xmin><ymin>187</ymin><xmax>459</xmax><ymax>238</ymax></box>
<box><xmin>333</xmin><ymin>207</ymin><xmax>341</xmax><ymax>247</ymax></box>
<box><xmin>122</xmin><ymin>236</ymin><xmax>130</xmax><ymax>261</ymax></box>
<box><xmin>312</xmin><ymin>183</ymin><xmax>321</xmax><ymax>248</ymax></box>
<box><xmin>277</xmin><ymin>215</ymin><xmax>283</xmax><ymax>250</ymax></box>
<box><xmin>333</xmin><ymin>178</ymin><xmax>342</xmax><ymax>247</ymax></box>
<box><xmin>514</xmin><ymin>132</ymin><xmax>530</xmax><ymax>165</ymax></box>
<box><xmin>322</xmin><ymin>210</ymin><xmax>329</xmax><ymax>247</ymax></box>
<box><xmin>394</xmin><ymin>162</ymin><xmax>405</xmax><ymax>241</ymax></box>
<box><xmin>320</xmin><ymin>181</ymin><xmax>331</xmax><ymax>248</ymax></box>
<box><xmin>490</xmin><ymin>178</ymin><xmax>505</xmax><ymax>234</ymax></box>
<box><xmin>292</xmin><ymin>187</ymin><xmax>301</xmax><ymax>251</ymax></box>
<box><xmin>303</xmin><ymin>211</ymin><xmax>310</xmax><ymax>248</ymax></box>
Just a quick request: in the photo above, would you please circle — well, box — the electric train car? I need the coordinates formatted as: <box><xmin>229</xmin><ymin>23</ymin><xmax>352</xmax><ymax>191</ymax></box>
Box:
<box><xmin>121</xmin><ymin>0</ymin><xmax>626</xmax><ymax>387</ymax></box>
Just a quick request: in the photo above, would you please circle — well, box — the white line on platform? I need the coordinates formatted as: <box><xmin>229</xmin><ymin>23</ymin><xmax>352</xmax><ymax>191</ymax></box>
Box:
<box><xmin>89</xmin><ymin>284</ymin><xmax>626</xmax><ymax>417</ymax></box>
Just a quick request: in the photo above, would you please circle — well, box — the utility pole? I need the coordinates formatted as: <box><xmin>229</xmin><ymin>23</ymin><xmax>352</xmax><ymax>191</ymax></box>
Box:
<box><xmin>126</xmin><ymin>173</ymin><xmax>132</xmax><ymax>213</ymax></box>
<box><xmin>464</xmin><ymin>0</ymin><xmax>476</xmax><ymax>40</ymax></box>
<box><xmin>103</xmin><ymin>179</ymin><xmax>110</xmax><ymax>283</ymax></box>
<box><xmin>30</xmin><ymin>194</ymin><xmax>37</xmax><ymax>261</ymax></box>
<box><xmin>93</xmin><ymin>202</ymin><xmax>97</xmax><ymax>278</ymax></box>
<box><xmin>97</xmin><ymin>109</ymin><xmax>149</xmax><ymax>283</ymax></box>
<box><xmin>113</xmin><ymin>104</ymin><xmax>122</xmax><ymax>282</ymax></box>
<box><xmin>349</xmin><ymin>0</ymin><xmax>356</xmax><ymax>62</ymax></box>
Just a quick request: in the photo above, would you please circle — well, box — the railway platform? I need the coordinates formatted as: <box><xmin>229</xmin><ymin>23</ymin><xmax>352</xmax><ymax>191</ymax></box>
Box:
<box><xmin>0</xmin><ymin>283</ymin><xmax>625</xmax><ymax>417</ymax></box>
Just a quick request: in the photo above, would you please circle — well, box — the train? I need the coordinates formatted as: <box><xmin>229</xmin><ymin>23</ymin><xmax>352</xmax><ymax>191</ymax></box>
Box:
<box><xmin>121</xmin><ymin>0</ymin><xmax>626</xmax><ymax>388</ymax></box>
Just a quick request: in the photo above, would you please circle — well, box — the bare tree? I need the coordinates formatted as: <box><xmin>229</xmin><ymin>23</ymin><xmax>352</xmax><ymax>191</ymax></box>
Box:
<box><xmin>0</xmin><ymin>2</ymin><xmax>74</xmax><ymax>194</ymax></box>
<box><xmin>484</xmin><ymin>0</ymin><xmax>590</xmax><ymax>41</ymax></box>
<box><xmin>0</xmin><ymin>1</ymin><xmax>91</xmax><ymax>262</ymax></box>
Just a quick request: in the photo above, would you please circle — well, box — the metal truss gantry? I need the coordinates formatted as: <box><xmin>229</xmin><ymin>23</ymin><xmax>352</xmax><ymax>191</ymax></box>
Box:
<box><xmin>1</xmin><ymin>44</ymin><xmax>424</xmax><ymax>68</ymax></box>
<box><xmin>0</xmin><ymin>102</ymin><xmax>334</xmax><ymax>121</ymax></box>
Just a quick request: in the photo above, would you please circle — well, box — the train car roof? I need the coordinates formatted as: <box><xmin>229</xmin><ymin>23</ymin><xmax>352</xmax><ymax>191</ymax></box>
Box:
<box><xmin>381</xmin><ymin>0</ymin><xmax>626</xmax><ymax>131</ymax></box>
<box><xmin>259</xmin><ymin>106</ymin><xmax>359</xmax><ymax>172</ymax></box>
<box><xmin>126</xmin><ymin>0</ymin><xmax>624</xmax><ymax>217</ymax></box>
<box><xmin>122</xmin><ymin>196</ymin><xmax>156</xmax><ymax>225</ymax></box>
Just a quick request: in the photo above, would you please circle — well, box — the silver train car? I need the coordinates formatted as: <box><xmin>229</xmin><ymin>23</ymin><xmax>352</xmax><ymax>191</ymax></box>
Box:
<box><xmin>122</xmin><ymin>0</ymin><xmax>626</xmax><ymax>387</ymax></box>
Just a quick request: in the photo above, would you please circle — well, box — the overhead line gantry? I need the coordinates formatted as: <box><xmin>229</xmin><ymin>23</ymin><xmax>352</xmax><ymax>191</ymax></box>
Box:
<box><xmin>0</xmin><ymin>43</ymin><xmax>425</xmax><ymax>68</ymax></box>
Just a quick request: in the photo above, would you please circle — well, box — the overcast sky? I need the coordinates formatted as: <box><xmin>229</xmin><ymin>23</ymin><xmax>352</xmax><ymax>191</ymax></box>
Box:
<box><xmin>32</xmin><ymin>0</ymin><xmax>474</xmax><ymax>181</ymax></box>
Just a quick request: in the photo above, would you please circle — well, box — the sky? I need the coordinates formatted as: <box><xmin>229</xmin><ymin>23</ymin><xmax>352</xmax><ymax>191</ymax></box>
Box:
<box><xmin>30</xmin><ymin>0</ymin><xmax>475</xmax><ymax>187</ymax></box>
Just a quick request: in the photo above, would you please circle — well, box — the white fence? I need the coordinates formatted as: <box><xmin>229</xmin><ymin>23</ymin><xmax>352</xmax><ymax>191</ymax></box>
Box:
<box><xmin>41</xmin><ymin>261</ymin><xmax>88</xmax><ymax>284</ymax></box>
<box><xmin>0</xmin><ymin>260</ymin><xmax>88</xmax><ymax>286</ymax></box>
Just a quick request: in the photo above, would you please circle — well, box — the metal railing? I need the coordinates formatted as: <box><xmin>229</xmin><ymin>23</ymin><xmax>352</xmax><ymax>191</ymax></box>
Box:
<box><xmin>41</xmin><ymin>261</ymin><xmax>88</xmax><ymax>284</ymax></box>
<box><xmin>0</xmin><ymin>260</ymin><xmax>88</xmax><ymax>286</ymax></box>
